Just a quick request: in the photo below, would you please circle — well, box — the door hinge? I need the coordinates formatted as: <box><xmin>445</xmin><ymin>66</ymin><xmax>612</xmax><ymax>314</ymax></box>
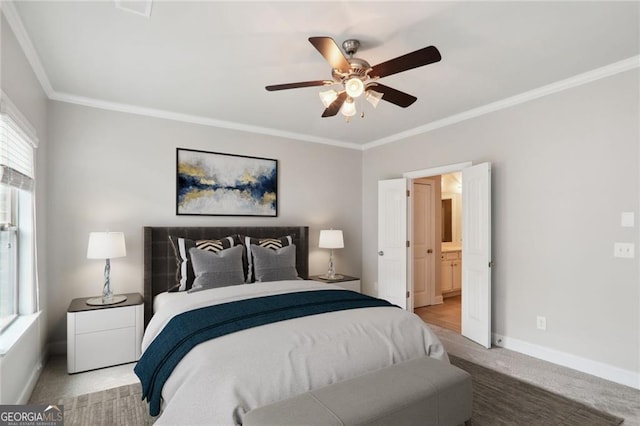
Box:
<box><xmin>406</xmin><ymin>189</ymin><xmax>410</xmax><ymax>197</ymax></box>
<box><xmin>406</xmin><ymin>240</ymin><xmax>410</xmax><ymax>248</ymax></box>
<box><xmin>406</xmin><ymin>291</ymin><xmax>410</xmax><ymax>298</ymax></box>
<box><xmin>489</xmin><ymin>260</ymin><xmax>495</xmax><ymax>268</ymax></box>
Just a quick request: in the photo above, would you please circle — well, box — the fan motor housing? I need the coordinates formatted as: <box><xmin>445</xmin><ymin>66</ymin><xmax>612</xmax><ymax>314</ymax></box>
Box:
<box><xmin>332</xmin><ymin>57</ymin><xmax>371</xmax><ymax>81</ymax></box>
<box><xmin>342</xmin><ymin>39</ymin><xmax>360</xmax><ymax>56</ymax></box>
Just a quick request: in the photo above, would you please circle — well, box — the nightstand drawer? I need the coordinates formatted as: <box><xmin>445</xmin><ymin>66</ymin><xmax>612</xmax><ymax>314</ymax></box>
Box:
<box><xmin>67</xmin><ymin>293</ymin><xmax>143</xmax><ymax>373</ymax></box>
<box><xmin>75</xmin><ymin>305</ymin><xmax>136</xmax><ymax>334</ymax></box>
<box><xmin>75</xmin><ymin>327</ymin><xmax>137</xmax><ymax>372</ymax></box>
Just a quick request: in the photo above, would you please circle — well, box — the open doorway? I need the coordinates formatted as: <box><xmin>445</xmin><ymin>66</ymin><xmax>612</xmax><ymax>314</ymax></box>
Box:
<box><xmin>378</xmin><ymin>161</ymin><xmax>491</xmax><ymax>347</ymax></box>
<box><xmin>413</xmin><ymin>172</ymin><xmax>463</xmax><ymax>334</ymax></box>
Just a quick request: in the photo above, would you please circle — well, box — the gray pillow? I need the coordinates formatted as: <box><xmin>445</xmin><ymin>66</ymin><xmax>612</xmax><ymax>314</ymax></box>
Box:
<box><xmin>241</xmin><ymin>235</ymin><xmax>293</xmax><ymax>282</ymax></box>
<box><xmin>250</xmin><ymin>243</ymin><xmax>299</xmax><ymax>282</ymax></box>
<box><xmin>169</xmin><ymin>235</ymin><xmax>236</xmax><ymax>292</ymax></box>
<box><xmin>187</xmin><ymin>245</ymin><xmax>245</xmax><ymax>292</ymax></box>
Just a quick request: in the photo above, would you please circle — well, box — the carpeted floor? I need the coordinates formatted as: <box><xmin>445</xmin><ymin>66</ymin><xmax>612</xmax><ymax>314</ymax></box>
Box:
<box><xmin>449</xmin><ymin>355</ymin><xmax>623</xmax><ymax>426</ymax></box>
<box><xmin>57</xmin><ymin>356</ymin><xmax>623</xmax><ymax>426</ymax></box>
<box><xmin>56</xmin><ymin>383</ymin><xmax>155</xmax><ymax>426</ymax></box>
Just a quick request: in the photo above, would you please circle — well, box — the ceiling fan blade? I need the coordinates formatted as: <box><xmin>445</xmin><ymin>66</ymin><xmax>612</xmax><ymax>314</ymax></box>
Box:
<box><xmin>309</xmin><ymin>37</ymin><xmax>352</xmax><ymax>73</ymax></box>
<box><xmin>322</xmin><ymin>91</ymin><xmax>348</xmax><ymax>117</ymax></box>
<box><xmin>369</xmin><ymin>46</ymin><xmax>441</xmax><ymax>79</ymax></box>
<box><xmin>266</xmin><ymin>80</ymin><xmax>333</xmax><ymax>91</ymax></box>
<box><xmin>370</xmin><ymin>84</ymin><xmax>417</xmax><ymax>108</ymax></box>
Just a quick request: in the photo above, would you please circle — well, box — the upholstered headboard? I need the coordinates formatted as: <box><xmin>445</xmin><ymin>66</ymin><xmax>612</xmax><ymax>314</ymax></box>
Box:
<box><xmin>143</xmin><ymin>226</ymin><xmax>309</xmax><ymax>326</ymax></box>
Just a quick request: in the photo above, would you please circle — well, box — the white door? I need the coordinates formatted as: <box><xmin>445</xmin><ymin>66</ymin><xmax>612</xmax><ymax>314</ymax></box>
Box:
<box><xmin>377</xmin><ymin>178</ymin><xmax>408</xmax><ymax>309</ymax></box>
<box><xmin>461</xmin><ymin>162</ymin><xmax>492</xmax><ymax>348</ymax></box>
<box><xmin>412</xmin><ymin>182</ymin><xmax>434</xmax><ymax>307</ymax></box>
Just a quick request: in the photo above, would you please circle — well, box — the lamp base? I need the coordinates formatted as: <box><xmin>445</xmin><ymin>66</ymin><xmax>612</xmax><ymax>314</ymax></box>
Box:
<box><xmin>86</xmin><ymin>294</ymin><xmax>127</xmax><ymax>306</ymax></box>
<box><xmin>318</xmin><ymin>274</ymin><xmax>344</xmax><ymax>281</ymax></box>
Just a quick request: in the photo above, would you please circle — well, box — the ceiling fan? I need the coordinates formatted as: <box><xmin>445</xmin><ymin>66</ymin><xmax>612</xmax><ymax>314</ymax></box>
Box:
<box><xmin>265</xmin><ymin>37</ymin><xmax>441</xmax><ymax>120</ymax></box>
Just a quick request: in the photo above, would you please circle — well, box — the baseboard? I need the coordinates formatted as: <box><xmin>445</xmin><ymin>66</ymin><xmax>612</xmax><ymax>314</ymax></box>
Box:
<box><xmin>17</xmin><ymin>358</ymin><xmax>43</xmax><ymax>404</ymax></box>
<box><xmin>17</xmin><ymin>347</ymin><xmax>49</xmax><ymax>404</ymax></box>
<box><xmin>433</xmin><ymin>295</ymin><xmax>444</xmax><ymax>305</ymax></box>
<box><xmin>492</xmin><ymin>333</ymin><xmax>640</xmax><ymax>390</ymax></box>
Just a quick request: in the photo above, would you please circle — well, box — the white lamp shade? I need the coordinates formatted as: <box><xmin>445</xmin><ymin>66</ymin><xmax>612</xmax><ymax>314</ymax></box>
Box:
<box><xmin>319</xmin><ymin>89</ymin><xmax>339</xmax><ymax>108</ymax></box>
<box><xmin>87</xmin><ymin>232</ymin><xmax>127</xmax><ymax>259</ymax></box>
<box><xmin>345</xmin><ymin>77</ymin><xmax>364</xmax><ymax>98</ymax></box>
<box><xmin>340</xmin><ymin>99</ymin><xmax>357</xmax><ymax>117</ymax></box>
<box><xmin>365</xmin><ymin>90</ymin><xmax>383</xmax><ymax>108</ymax></box>
<box><xmin>319</xmin><ymin>230</ymin><xmax>344</xmax><ymax>249</ymax></box>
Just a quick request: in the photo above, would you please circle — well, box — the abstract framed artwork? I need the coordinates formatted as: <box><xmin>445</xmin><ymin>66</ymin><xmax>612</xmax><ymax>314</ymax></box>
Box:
<box><xmin>176</xmin><ymin>148</ymin><xmax>278</xmax><ymax>216</ymax></box>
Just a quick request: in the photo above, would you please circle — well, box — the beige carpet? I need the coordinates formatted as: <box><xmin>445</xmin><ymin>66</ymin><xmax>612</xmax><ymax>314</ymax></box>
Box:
<box><xmin>450</xmin><ymin>355</ymin><xmax>623</xmax><ymax>426</ymax></box>
<box><xmin>58</xmin><ymin>357</ymin><xmax>623</xmax><ymax>425</ymax></box>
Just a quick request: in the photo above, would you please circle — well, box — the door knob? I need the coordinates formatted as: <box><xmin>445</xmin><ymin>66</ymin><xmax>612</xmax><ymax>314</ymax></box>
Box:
<box><xmin>427</xmin><ymin>249</ymin><xmax>433</xmax><ymax>254</ymax></box>
<box><xmin>378</xmin><ymin>251</ymin><xmax>384</xmax><ymax>256</ymax></box>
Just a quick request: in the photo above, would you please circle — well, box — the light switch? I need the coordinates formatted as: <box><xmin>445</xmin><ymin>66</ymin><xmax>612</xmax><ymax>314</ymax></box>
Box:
<box><xmin>621</xmin><ymin>212</ymin><xmax>635</xmax><ymax>227</ymax></box>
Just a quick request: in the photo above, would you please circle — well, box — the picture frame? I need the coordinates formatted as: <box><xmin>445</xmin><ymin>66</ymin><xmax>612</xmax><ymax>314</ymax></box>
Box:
<box><xmin>176</xmin><ymin>148</ymin><xmax>278</xmax><ymax>216</ymax></box>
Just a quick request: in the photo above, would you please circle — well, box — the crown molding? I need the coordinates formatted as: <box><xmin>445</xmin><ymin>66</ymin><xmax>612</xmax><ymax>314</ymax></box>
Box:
<box><xmin>52</xmin><ymin>54</ymin><xmax>640</xmax><ymax>152</ymax></box>
<box><xmin>1</xmin><ymin>1</ymin><xmax>54</xmax><ymax>97</ymax></box>
<box><xmin>49</xmin><ymin>91</ymin><xmax>362</xmax><ymax>150</ymax></box>
<box><xmin>362</xmin><ymin>55</ymin><xmax>640</xmax><ymax>150</ymax></box>
<box><xmin>1</xmin><ymin>90</ymin><xmax>39</xmax><ymax>146</ymax></box>
<box><xmin>4</xmin><ymin>1</ymin><xmax>638</xmax><ymax>152</ymax></box>
<box><xmin>1</xmin><ymin>2</ymin><xmax>358</xmax><ymax>151</ymax></box>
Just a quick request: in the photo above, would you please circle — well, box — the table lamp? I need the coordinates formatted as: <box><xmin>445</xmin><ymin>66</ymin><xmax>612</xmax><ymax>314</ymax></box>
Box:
<box><xmin>86</xmin><ymin>231</ymin><xmax>127</xmax><ymax>305</ymax></box>
<box><xmin>319</xmin><ymin>229</ymin><xmax>344</xmax><ymax>280</ymax></box>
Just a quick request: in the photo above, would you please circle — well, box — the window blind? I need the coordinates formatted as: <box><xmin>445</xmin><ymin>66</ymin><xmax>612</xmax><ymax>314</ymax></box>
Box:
<box><xmin>0</xmin><ymin>113</ymin><xmax>35</xmax><ymax>191</ymax></box>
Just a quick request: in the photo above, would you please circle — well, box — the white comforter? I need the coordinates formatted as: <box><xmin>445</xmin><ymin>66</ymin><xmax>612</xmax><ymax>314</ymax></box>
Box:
<box><xmin>143</xmin><ymin>280</ymin><xmax>448</xmax><ymax>425</ymax></box>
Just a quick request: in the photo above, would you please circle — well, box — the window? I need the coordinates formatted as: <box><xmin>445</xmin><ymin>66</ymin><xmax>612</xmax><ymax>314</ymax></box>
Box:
<box><xmin>0</xmin><ymin>95</ymin><xmax>38</xmax><ymax>332</ymax></box>
<box><xmin>0</xmin><ymin>185</ymin><xmax>18</xmax><ymax>330</ymax></box>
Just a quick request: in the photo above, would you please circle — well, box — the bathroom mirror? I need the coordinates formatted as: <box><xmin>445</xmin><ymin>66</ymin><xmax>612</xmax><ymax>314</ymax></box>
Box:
<box><xmin>441</xmin><ymin>193</ymin><xmax>462</xmax><ymax>243</ymax></box>
<box><xmin>442</xmin><ymin>199</ymin><xmax>452</xmax><ymax>242</ymax></box>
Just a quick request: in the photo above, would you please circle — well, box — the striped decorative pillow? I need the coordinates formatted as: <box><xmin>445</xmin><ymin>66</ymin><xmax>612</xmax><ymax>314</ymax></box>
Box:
<box><xmin>195</xmin><ymin>239</ymin><xmax>231</xmax><ymax>252</ymax></box>
<box><xmin>169</xmin><ymin>235</ymin><xmax>235</xmax><ymax>291</ymax></box>
<box><xmin>241</xmin><ymin>235</ymin><xmax>293</xmax><ymax>283</ymax></box>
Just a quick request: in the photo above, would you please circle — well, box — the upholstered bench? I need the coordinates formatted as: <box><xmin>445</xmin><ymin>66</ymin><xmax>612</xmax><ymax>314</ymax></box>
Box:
<box><xmin>244</xmin><ymin>356</ymin><xmax>472</xmax><ymax>426</ymax></box>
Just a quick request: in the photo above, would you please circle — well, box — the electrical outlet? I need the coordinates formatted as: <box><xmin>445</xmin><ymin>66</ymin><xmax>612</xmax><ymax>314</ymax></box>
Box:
<box><xmin>614</xmin><ymin>243</ymin><xmax>635</xmax><ymax>258</ymax></box>
<box><xmin>536</xmin><ymin>316</ymin><xmax>547</xmax><ymax>331</ymax></box>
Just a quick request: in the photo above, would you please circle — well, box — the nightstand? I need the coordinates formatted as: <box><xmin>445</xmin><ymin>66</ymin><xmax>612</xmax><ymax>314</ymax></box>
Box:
<box><xmin>309</xmin><ymin>275</ymin><xmax>361</xmax><ymax>293</ymax></box>
<box><xmin>67</xmin><ymin>292</ymin><xmax>143</xmax><ymax>373</ymax></box>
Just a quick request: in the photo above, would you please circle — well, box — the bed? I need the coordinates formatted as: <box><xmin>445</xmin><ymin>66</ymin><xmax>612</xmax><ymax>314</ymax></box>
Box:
<box><xmin>138</xmin><ymin>226</ymin><xmax>467</xmax><ymax>425</ymax></box>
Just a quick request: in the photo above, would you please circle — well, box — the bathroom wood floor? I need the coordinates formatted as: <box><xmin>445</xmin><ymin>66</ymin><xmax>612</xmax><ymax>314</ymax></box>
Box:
<box><xmin>414</xmin><ymin>295</ymin><xmax>461</xmax><ymax>333</ymax></box>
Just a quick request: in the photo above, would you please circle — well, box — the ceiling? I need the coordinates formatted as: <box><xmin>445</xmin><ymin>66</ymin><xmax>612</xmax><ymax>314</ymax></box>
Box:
<box><xmin>6</xmin><ymin>1</ymin><xmax>640</xmax><ymax>149</ymax></box>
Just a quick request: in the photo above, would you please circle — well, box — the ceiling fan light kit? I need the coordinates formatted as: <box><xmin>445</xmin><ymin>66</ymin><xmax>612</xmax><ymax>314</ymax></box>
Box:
<box><xmin>365</xmin><ymin>89</ymin><xmax>383</xmax><ymax>108</ymax></box>
<box><xmin>341</xmin><ymin>98</ymin><xmax>357</xmax><ymax>117</ymax></box>
<box><xmin>319</xmin><ymin>89</ymin><xmax>339</xmax><ymax>108</ymax></box>
<box><xmin>266</xmin><ymin>36</ymin><xmax>441</xmax><ymax>122</ymax></box>
<box><xmin>345</xmin><ymin>78</ymin><xmax>365</xmax><ymax>98</ymax></box>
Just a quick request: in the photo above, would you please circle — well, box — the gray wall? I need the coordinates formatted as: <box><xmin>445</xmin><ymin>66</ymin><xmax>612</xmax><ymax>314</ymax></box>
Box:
<box><xmin>45</xmin><ymin>102</ymin><xmax>363</xmax><ymax>345</ymax></box>
<box><xmin>362</xmin><ymin>69</ymin><xmax>639</xmax><ymax>374</ymax></box>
